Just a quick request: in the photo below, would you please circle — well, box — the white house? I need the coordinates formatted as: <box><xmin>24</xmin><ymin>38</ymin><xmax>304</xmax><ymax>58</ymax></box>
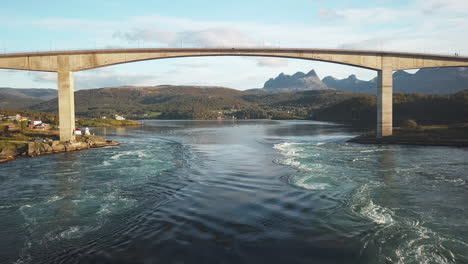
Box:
<box><xmin>32</xmin><ymin>119</ymin><xmax>42</xmax><ymax>125</ymax></box>
<box><xmin>115</xmin><ymin>114</ymin><xmax>126</xmax><ymax>121</ymax></box>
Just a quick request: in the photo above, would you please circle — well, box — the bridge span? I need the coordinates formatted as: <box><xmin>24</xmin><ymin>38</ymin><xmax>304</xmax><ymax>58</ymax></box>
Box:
<box><xmin>1</xmin><ymin>48</ymin><xmax>468</xmax><ymax>141</ymax></box>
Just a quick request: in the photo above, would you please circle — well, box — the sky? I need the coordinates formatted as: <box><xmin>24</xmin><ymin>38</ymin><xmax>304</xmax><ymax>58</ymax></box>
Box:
<box><xmin>1</xmin><ymin>0</ymin><xmax>467</xmax><ymax>90</ymax></box>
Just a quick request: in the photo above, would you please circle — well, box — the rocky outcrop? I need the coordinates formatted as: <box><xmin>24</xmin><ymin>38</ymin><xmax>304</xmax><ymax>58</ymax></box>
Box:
<box><xmin>0</xmin><ymin>147</ymin><xmax>18</xmax><ymax>162</ymax></box>
<box><xmin>27</xmin><ymin>142</ymin><xmax>53</xmax><ymax>157</ymax></box>
<box><xmin>51</xmin><ymin>141</ymin><xmax>65</xmax><ymax>152</ymax></box>
<box><xmin>0</xmin><ymin>136</ymin><xmax>119</xmax><ymax>163</ymax></box>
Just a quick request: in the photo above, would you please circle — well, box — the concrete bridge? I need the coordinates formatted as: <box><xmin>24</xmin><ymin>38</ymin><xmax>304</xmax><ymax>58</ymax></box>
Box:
<box><xmin>1</xmin><ymin>48</ymin><xmax>468</xmax><ymax>141</ymax></box>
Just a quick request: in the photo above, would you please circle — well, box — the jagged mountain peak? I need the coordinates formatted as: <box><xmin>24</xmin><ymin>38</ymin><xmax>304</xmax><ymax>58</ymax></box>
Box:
<box><xmin>262</xmin><ymin>69</ymin><xmax>329</xmax><ymax>93</ymax></box>
<box><xmin>348</xmin><ymin>74</ymin><xmax>357</xmax><ymax>80</ymax></box>
<box><xmin>292</xmin><ymin>72</ymin><xmax>306</xmax><ymax>78</ymax></box>
<box><xmin>306</xmin><ymin>69</ymin><xmax>318</xmax><ymax>77</ymax></box>
<box><xmin>321</xmin><ymin>67</ymin><xmax>468</xmax><ymax>94</ymax></box>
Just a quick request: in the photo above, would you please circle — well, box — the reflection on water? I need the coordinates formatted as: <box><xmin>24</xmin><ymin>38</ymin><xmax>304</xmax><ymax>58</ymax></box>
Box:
<box><xmin>54</xmin><ymin>155</ymin><xmax>80</xmax><ymax>222</ymax></box>
<box><xmin>0</xmin><ymin>120</ymin><xmax>466</xmax><ymax>264</ymax></box>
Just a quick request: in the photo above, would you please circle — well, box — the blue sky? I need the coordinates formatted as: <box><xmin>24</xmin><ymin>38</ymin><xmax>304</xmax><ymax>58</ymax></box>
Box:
<box><xmin>1</xmin><ymin>0</ymin><xmax>467</xmax><ymax>90</ymax></box>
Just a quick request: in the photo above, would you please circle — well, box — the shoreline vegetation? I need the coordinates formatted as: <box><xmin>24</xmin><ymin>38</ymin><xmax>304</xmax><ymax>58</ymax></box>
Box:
<box><xmin>76</xmin><ymin>118</ymin><xmax>141</xmax><ymax>127</ymax></box>
<box><xmin>0</xmin><ymin>86</ymin><xmax>467</xmax><ymax>163</ymax></box>
<box><xmin>348</xmin><ymin>123</ymin><xmax>468</xmax><ymax>147</ymax></box>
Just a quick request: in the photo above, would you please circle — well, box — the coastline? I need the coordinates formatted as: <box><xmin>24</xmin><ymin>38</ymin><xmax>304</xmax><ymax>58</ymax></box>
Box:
<box><xmin>0</xmin><ymin>135</ymin><xmax>119</xmax><ymax>163</ymax></box>
<box><xmin>348</xmin><ymin>123</ymin><xmax>468</xmax><ymax>147</ymax></box>
<box><xmin>0</xmin><ymin>118</ymin><xmax>140</xmax><ymax>164</ymax></box>
<box><xmin>348</xmin><ymin>135</ymin><xmax>468</xmax><ymax>147</ymax></box>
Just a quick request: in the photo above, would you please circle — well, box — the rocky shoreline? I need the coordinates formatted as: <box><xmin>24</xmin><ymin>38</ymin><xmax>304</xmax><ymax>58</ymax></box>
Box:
<box><xmin>0</xmin><ymin>136</ymin><xmax>119</xmax><ymax>163</ymax></box>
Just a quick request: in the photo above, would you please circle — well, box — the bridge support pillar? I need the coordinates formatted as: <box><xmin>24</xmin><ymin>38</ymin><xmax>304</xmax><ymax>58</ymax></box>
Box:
<box><xmin>58</xmin><ymin>71</ymin><xmax>75</xmax><ymax>141</ymax></box>
<box><xmin>377</xmin><ymin>62</ymin><xmax>393</xmax><ymax>137</ymax></box>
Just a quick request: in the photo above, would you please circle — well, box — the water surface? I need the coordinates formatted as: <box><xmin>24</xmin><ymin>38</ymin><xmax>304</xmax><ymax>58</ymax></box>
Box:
<box><xmin>0</xmin><ymin>120</ymin><xmax>467</xmax><ymax>264</ymax></box>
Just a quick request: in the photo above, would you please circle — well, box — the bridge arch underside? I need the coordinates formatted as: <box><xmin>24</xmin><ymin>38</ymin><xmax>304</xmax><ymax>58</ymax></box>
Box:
<box><xmin>72</xmin><ymin>54</ymin><xmax>380</xmax><ymax>72</ymax></box>
<box><xmin>1</xmin><ymin>49</ymin><xmax>468</xmax><ymax>141</ymax></box>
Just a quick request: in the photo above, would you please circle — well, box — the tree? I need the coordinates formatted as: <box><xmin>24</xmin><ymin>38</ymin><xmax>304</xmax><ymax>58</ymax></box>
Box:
<box><xmin>19</xmin><ymin>120</ymin><xmax>28</xmax><ymax>132</ymax></box>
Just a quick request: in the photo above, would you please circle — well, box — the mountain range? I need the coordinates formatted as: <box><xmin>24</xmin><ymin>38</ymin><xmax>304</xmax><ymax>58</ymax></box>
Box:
<box><xmin>261</xmin><ymin>67</ymin><xmax>468</xmax><ymax>94</ymax></box>
<box><xmin>0</xmin><ymin>67</ymin><xmax>467</xmax><ymax>114</ymax></box>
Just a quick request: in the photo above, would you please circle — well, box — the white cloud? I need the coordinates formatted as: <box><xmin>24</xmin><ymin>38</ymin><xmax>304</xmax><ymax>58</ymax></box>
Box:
<box><xmin>29</xmin><ymin>72</ymin><xmax>56</xmax><ymax>83</ymax></box>
<box><xmin>113</xmin><ymin>29</ymin><xmax>177</xmax><ymax>44</ymax></box>
<box><xmin>319</xmin><ymin>7</ymin><xmax>416</xmax><ymax>24</ymax></box>
<box><xmin>418</xmin><ymin>0</ymin><xmax>468</xmax><ymax>15</ymax></box>
<box><xmin>113</xmin><ymin>27</ymin><xmax>258</xmax><ymax>48</ymax></box>
<box><xmin>255</xmin><ymin>57</ymin><xmax>289</xmax><ymax>68</ymax></box>
<box><xmin>318</xmin><ymin>9</ymin><xmax>344</xmax><ymax>20</ymax></box>
<box><xmin>29</xmin><ymin>68</ymin><xmax>159</xmax><ymax>90</ymax></box>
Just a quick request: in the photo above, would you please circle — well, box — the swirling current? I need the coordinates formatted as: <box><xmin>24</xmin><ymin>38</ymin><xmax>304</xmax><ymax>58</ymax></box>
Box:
<box><xmin>0</xmin><ymin>120</ymin><xmax>466</xmax><ymax>264</ymax></box>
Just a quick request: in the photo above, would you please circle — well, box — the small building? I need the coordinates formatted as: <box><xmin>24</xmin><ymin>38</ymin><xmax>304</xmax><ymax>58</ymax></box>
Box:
<box><xmin>32</xmin><ymin>118</ymin><xmax>42</xmax><ymax>125</ymax></box>
<box><xmin>74</xmin><ymin>128</ymin><xmax>82</xmax><ymax>135</ymax></box>
<box><xmin>115</xmin><ymin>114</ymin><xmax>126</xmax><ymax>121</ymax></box>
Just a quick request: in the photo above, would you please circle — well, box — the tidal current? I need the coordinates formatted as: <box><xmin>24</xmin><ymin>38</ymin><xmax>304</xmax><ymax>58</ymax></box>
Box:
<box><xmin>0</xmin><ymin>120</ymin><xmax>467</xmax><ymax>264</ymax></box>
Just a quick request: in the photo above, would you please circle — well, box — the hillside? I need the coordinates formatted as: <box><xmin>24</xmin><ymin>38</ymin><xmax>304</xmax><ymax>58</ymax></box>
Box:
<box><xmin>0</xmin><ymin>88</ymin><xmax>57</xmax><ymax>100</ymax></box>
<box><xmin>27</xmin><ymin>85</ymin><xmax>468</xmax><ymax>125</ymax></box>
<box><xmin>0</xmin><ymin>88</ymin><xmax>57</xmax><ymax>109</ymax></box>
<box><xmin>0</xmin><ymin>93</ymin><xmax>45</xmax><ymax>109</ymax></box>
<box><xmin>29</xmin><ymin>85</ymin><xmax>362</xmax><ymax>120</ymax></box>
<box><xmin>31</xmin><ymin>85</ymin><xmax>257</xmax><ymax>119</ymax></box>
<box><xmin>312</xmin><ymin>90</ymin><xmax>468</xmax><ymax>126</ymax></box>
<box><xmin>0</xmin><ymin>82</ymin><xmax>464</xmax><ymax>125</ymax></box>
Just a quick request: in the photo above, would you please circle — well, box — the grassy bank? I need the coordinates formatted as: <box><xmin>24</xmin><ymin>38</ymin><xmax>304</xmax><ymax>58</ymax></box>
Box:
<box><xmin>76</xmin><ymin>118</ymin><xmax>141</xmax><ymax>127</ymax></box>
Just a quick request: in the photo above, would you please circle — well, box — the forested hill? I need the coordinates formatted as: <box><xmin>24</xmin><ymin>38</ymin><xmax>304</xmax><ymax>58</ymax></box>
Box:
<box><xmin>30</xmin><ymin>85</ymin><xmax>254</xmax><ymax>119</ymax></box>
<box><xmin>2</xmin><ymin>85</ymin><xmax>465</xmax><ymax>125</ymax></box>
<box><xmin>312</xmin><ymin>90</ymin><xmax>468</xmax><ymax>126</ymax></box>
<box><xmin>0</xmin><ymin>88</ymin><xmax>57</xmax><ymax>109</ymax></box>
<box><xmin>29</xmin><ymin>85</ymin><xmax>360</xmax><ymax>119</ymax></box>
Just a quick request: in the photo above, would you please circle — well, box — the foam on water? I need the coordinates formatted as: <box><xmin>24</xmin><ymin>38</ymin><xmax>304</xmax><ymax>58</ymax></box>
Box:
<box><xmin>273</xmin><ymin>140</ymin><xmax>468</xmax><ymax>263</ymax></box>
<box><xmin>350</xmin><ymin>183</ymin><xmax>394</xmax><ymax>225</ymax></box>
<box><xmin>8</xmin><ymin>137</ymin><xmax>181</xmax><ymax>264</ymax></box>
<box><xmin>274</xmin><ymin>142</ymin><xmax>332</xmax><ymax>190</ymax></box>
<box><xmin>293</xmin><ymin>177</ymin><xmax>331</xmax><ymax>190</ymax></box>
<box><xmin>2</xmin><ymin>121</ymin><xmax>466</xmax><ymax>264</ymax></box>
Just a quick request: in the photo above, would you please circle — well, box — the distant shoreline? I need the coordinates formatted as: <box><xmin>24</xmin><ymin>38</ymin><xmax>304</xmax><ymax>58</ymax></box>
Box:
<box><xmin>348</xmin><ymin>123</ymin><xmax>468</xmax><ymax>147</ymax></box>
<box><xmin>348</xmin><ymin>136</ymin><xmax>468</xmax><ymax>147</ymax></box>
